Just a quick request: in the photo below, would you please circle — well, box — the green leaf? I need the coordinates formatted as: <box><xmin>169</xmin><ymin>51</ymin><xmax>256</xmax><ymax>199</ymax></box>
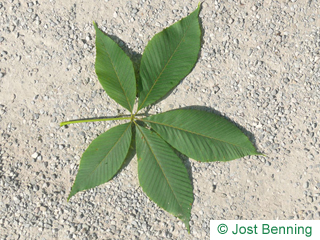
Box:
<box><xmin>94</xmin><ymin>22</ymin><xmax>136</xmax><ymax>112</ymax></box>
<box><xmin>137</xmin><ymin>6</ymin><xmax>201</xmax><ymax>110</ymax></box>
<box><xmin>143</xmin><ymin>109</ymin><xmax>260</xmax><ymax>162</ymax></box>
<box><xmin>68</xmin><ymin>123</ymin><xmax>132</xmax><ymax>200</ymax></box>
<box><xmin>135</xmin><ymin>124</ymin><xmax>193</xmax><ymax>231</ymax></box>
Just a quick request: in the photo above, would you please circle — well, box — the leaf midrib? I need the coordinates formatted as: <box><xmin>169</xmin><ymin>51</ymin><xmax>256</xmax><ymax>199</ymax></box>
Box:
<box><xmin>142</xmin><ymin>119</ymin><xmax>252</xmax><ymax>150</ymax></box>
<box><xmin>83</xmin><ymin>123</ymin><xmax>131</xmax><ymax>186</ymax></box>
<box><xmin>96</xmin><ymin>30</ymin><xmax>133</xmax><ymax>112</ymax></box>
<box><xmin>138</xmin><ymin>20</ymin><xmax>193</xmax><ymax>110</ymax></box>
<box><xmin>136</xmin><ymin>124</ymin><xmax>185</xmax><ymax>216</ymax></box>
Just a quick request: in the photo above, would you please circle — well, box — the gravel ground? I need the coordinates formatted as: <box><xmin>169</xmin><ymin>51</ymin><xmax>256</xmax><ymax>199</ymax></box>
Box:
<box><xmin>1</xmin><ymin>0</ymin><xmax>320</xmax><ymax>239</ymax></box>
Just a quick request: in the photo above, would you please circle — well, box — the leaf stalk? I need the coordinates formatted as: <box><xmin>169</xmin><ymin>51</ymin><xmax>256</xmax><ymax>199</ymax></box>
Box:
<box><xmin>60</xmin><ymin>116</ymin><xmax>132</xmax><ymax>126</ymax></box>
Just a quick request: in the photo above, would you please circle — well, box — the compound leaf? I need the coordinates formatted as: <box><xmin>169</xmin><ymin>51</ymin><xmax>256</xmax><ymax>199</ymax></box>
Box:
<box><xmin>94</xmin><ymin>22</ymin><xmax>136</xmax><ymax>112</ymax></box>
<box><xmin>143</xmin><ymin>109</ymin><xmax>260</xmax><ymax>162</ymax></box>
<box><xmin>137</xmin><ymin>6</ymin><xmax>201</xmax><ymax>110</ymax></box>
<box><xmin>135</xmin><ymin>124</ymin><xmax>193</xmax><ymax>231</ymax></box>
<box><xmin>68</xmin><ymin>123</ymin><xmax>132</xmax><ymax>200</ymax></box>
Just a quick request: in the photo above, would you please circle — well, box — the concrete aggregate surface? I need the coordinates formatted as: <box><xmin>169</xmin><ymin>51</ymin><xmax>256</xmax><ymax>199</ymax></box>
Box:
<box><xmin>0</xmin><ymin>0</ymin><xmax>320</xmax><ymax>239</ymax></box>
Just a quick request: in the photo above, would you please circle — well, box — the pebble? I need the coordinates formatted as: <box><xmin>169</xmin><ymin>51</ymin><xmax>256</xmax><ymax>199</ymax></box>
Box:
<box><xmin>13</xmin><ymin>196</ymin><xmax>20</xmax><ymax>204</ymax></box>
<box><xmin>308</xmin><ymin>154</ymin><xmax>314</xmax><ymax>160</ymax></box>
<box><xmin>31</xmin><ymin>152</ymin><xmax>39</xmax><ymax>159</ymax></box>
<box><xmin>213</xmin><ymin>86</ymin><xmax>220</xmax><ymax>93</ymax></box>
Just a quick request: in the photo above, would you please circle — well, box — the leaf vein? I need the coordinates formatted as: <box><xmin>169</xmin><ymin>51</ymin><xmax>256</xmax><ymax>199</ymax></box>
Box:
<box><xmin>138</xmin><ymin>21</ymin><xmax>193</xmax><ymax>110</ymax></box>
<box><xmin>84</xmin><ymin>123</ymin><xmax>131</xmax><ymax>184</ymax></box>
<box><xmin>136</xmin><ymin>124</ymin><xmax>185</xmax><ymax>214</ymax></box>
<box><xmin>142</xmin><ymin>119</ymin><xmax>250</xmax><ymax>150</ymax></box>
<box><xmin>96</xmin><ymin>30</ymin><xmax>133</xmax><ymax>112</ymax></box>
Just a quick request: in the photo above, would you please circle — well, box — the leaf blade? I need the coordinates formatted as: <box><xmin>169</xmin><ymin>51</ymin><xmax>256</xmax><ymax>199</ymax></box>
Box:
<box><xmin>68</xmin><ymin>123</ymin><xmax>132</xmax><ymax>200</ymax></box>
<box><xmin>94</xmin><ymin>23</ymin><xmax>136</xmax><ymax>112</ymax></box>
<box><xmin>138</xmin><ymin>6</ymin><xmax>201</xmax><ymax>110</ymax></box>
<box><xmin>135</xmin><ymin>124</ymin><xmax>193</xmax><ymax>231</ymax></box>
<box><xmin>144</xmin><ymin>109</ymin><xmax>260</xmax><ymax>162</ymax></box>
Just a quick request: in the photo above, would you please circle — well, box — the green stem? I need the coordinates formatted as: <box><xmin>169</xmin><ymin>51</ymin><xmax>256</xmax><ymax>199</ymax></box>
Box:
<box><xmin>60</xmin><ymin>116</ymin><xmax>132</xmax><ymax>126</ymax></box>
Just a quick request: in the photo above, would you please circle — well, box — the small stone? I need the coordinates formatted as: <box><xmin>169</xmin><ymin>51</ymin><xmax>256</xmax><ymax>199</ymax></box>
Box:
<box><xmin>227</xmin><ymin>18</ymin><xmax>234</xmax><ymax>24</ymax></box>
<box><xmin>70</xmin><ymin>226</ymin><xmax>76</xmax><ymax>233</ymax></box>
<box><xmin>142</xmin><ymin>223</ymin><xmax>147</xmax><ymax>231</ymax></box>
<box><xmin>13</xmin><ymin>196</ymin><xmax>20</xmax><ymax>203</ymax></box>
<box><xmin>33</xmin><ymin>185</ymin><xmax>40</xmax><ymax>191</ymax></box>
<box><xmin>0</xmin><ymin>72</ymin><xmax>4</xmax><ymax>78</ymax></box>
<box><xmin>251</xmin><ymin>5</ymin><xmax>257</xmax><ymax>11</ymax></box>
<box><xmin>32</xmin><ymin>152</ymin><xmax>39</xmax><ymax>159</ymax></box>
<box><xmin>283</xmin><ymin>78</ymin><xmax>290</xmax><ymax>84</ymax></box>
<box><xmin>213</xmin><ymin>86</ymin><xmax>220</xmax><ymax>93</ymax></box>
<box><xmin>303</xmin><ymin>181</ymin><xmax>309</xmax><ymax>189</ymax></box>
<box><xmin>40</xmin><ymin>206</ymin><xmax>47</xmax><ymax>212</ymax></box>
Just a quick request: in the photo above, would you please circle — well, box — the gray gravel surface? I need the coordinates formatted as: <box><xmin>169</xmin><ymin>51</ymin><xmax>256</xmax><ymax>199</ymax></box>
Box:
<box><xmin>0</xmin><ymin>0</ymin><xmax>320</xmax><ymax>239</ymax></box>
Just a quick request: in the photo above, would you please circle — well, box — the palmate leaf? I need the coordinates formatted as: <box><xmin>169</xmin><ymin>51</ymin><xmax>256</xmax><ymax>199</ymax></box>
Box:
<box><xmin>137</xmin><ymin>5</ymin><xmax>201</xmax><ymax>110</ymax></box>
<box><xmin>68</xmin><ymin>123</ymin><xmax>132</xmax><ymax>200</ymax></box>
<box><xmin>94</xmin><ymin>22</ymin><xmax>136</xmax><ymax>112</ymax></box>
<box><xmin>143</xmin><ymin>109</ymin><xmax>260</xmax><ymax>162</ymax></box>
<box><xmin>62</xmin><ymin>4</ymin><xmax>263</xmax><ymax>232</ymax></box>
<box><xmin>135</xmin><ymin>124</ymin><xmax>193</xmax><ymax>231</ymax></box>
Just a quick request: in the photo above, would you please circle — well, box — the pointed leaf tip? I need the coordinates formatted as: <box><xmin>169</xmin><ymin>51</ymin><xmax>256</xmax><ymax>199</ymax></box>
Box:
<box><xmin>144</xmin><ymin>109</ymin><xmax>259</xmax><ymax>162</ymax></box>
<box><xmin>137</xmin><ymin>6</ymin><xmax>201</xmax><ymax>110</ymax></box>
<box><xmin>136</xmin><ymin>125</ymin><xmax>193</xmax><ymax>230</ymax></box>
<box><xmin>68</xmin><ymin>123</ymin><xmax>132</xmax><ymax>200</ymax></box>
